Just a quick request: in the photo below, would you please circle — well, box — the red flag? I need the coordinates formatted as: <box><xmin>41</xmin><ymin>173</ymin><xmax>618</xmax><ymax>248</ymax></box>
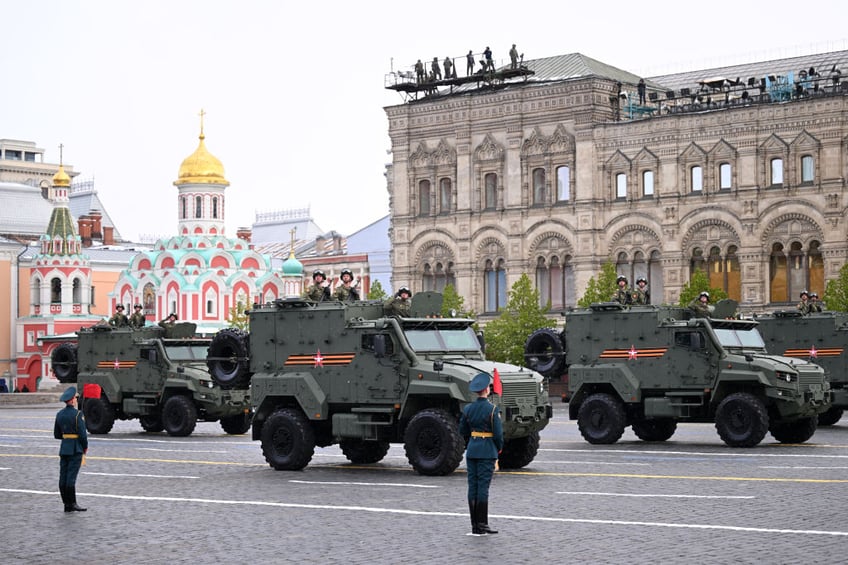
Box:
<box><xmin>82</xmin><ymin>383</ymin><xmax>102</xmax><ymax>399</ymax></box>
<box><xmin>492</xmin><ymin>368</ymin><xmax>503</xmax><ymax>396</ymax></box>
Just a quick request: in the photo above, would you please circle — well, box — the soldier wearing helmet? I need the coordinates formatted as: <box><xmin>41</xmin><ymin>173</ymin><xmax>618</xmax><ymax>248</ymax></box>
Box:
<box><xmin>129</xmin><ymin>304</ymin><xmax>146</xmax><ymax>329</ymax></box>
<box><xmin>688</xmin><ymin>291</ymin><xmax>713</xmax><ymax>318</ymax></box>
<box><xmin>633</xmin><ymin>277</ymin><xmax>650</xmax><ymax>305</ymax></box>
<box><xmin>809</xmin><ymin>292</ymin><xmax>824</xmax><ymax>313</ymax></box>
<box><xmin>384</xmin><ymin>286</ymin><xmax>412</xmax><ymax>317</ymax></box>
<box><xmin>333</xmin><ymin>268</ymin><xmax>361</xmax><ymax>302</ymax></box>
<box><xmin>797</xmin><ymin>290</ymin><xmax>811</xmax><ymax>314</ymax></box>
<box><xmin>304</xmin><ymin>269</ymin><xmax>331</xmax><ymax>302</ymax></box>
<box><xmin>611</xmin><ymin>275</ymin><xmax>633</xmax><ymax>306</ymax></box>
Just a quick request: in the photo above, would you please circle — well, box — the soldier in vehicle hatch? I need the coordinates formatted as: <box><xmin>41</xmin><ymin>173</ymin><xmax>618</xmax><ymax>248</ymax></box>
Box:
<box><xmin>158</xmin><ymin>313</ymin><xmax>178</xmax><ymax>329</ymax></box>
<box><xmin>384</xmin><ymin>287</ymin><xmax>412</xmax><ymax>317</ymax></box>
<box><xmin>129</xmin><ymin>304</ymin><xmax>146</xmax><ymax>328</ymax></box>
<box><xmin>333</xmin><ymin>269</ymin><xmax>360</xmax><ymax>302</ymax></box>
<box><xmin>809</xmin><ymin>292</ymin><xmax>824</xmax><ymax>313</ymax></box>
<box><xmin>304</xmin><ymin>270</ymin><xmax>331</xmax><ymax>302</ymax></box>
<box><xmin>633</xmin><ymin>277</ymin><xmax>650</xmax><ymax>305</ymax></box>
<box><xmin>688</xmin><ymin>291</ymin><xmax>713</xmax><ymax>318</ymax></box>
<box><xmin>797</xmin><ymin>290</ymin><xmax>811</xmax><ymax>314</ymax></box>
<box><xmin>108</xmin><ymin>304</ymin><xmax>129</xmax><ymax>327</ymax></box>
<box><xmin>611</xmin><ymin>276</ymin><xmax>633</xmax><ymax>306</ymax></box>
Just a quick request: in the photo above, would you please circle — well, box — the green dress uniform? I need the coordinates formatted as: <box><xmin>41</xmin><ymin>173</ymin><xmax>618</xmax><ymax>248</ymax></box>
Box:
<box><xmin>459</xmin><ymin>373</ymin><xmax>504</xmax><ymax>535</ymax></box>
<box><xmin>53</xmin><ymin>387</ymin><xmax>88</xmax><ymax>512</ymax></box>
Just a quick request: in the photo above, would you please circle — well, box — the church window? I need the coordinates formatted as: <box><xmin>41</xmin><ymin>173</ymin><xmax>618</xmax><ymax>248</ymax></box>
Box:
<box><xmin>195</xmin><ymin>196</ymin><xmax>203</xmax><ymax>218</ymax></box>
<box><xmin>212</xmin><ymin>196</ymin><xmax>219</xmax><ymax>219</ymax></box>
<box><xmin>51</xmin><ymin>278</ymin><xmax>61</xmax><ymax>303</ymax></box>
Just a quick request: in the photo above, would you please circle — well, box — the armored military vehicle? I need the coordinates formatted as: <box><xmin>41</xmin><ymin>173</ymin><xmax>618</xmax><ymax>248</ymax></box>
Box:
<box><xmin>51</xmin><ymin>323</ymin><xmax>252</xmax><ymax>437</ymax></box>
<box><xmin>206</xmin><ymin>292</ymin><xmax>552</xmax><ymax>476</ymax></box>
<box><xmin>757</xmin><ymin>310</ymin><xmax>847</xmax><ymax>425</ymax></box>
<box><xmin>524</xmin><ymin>302</ymin><xmax>830</xmax><ymax>447</ymax></box>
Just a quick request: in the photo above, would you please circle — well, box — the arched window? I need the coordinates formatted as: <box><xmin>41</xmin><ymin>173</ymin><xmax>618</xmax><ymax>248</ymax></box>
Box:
<box><xmin>536</xmin><ymin>255</ymin><xmax>572</xmax><ymax>310</ymax></box>
<box><xmin>51</xmin><ymin>277</ymin><xmax>62</xmax><ymax>303</ymax></box>
<box><xmin>642</xmin><ymin>170</ymin><xmax>654</xmax><ymax>197</ymax></box>
<box><xmin>719</xmin><ymin>163</ymin><xmax>732</xmax><ymax>190</ymax></box>
<box><xmin>418</xmin><ymin>180</ymin><xmax>430</xmax><ymax>216</ymax></box>
<box><xmin>533</xmin><ymin>168</ymin><xmax>546</xmax><ymax>205</ymax></box>
<box><xmin>422</xmin><ymin>261</ymin><xmax>455</xmax><ymax>292</ymax></box>
<box><xmin>691</xmin><ymin>166</ymin><xmax>703</xmax><ymax>192</ymax></box>
<box><xmin>707</xmin><ymin>245</ymin><xmax>741</xmax><ymax>301</ymax></box>
<box><xmin>770</xmin><ymin>158</ymin><xmax>784</xmax><ymax>186</ymax></box>
<box><xmin>212</xmin><ymin>196</ymin><xmax>219</xmax><ymax>219</ymax></box>
<box><xmin>557</xmin><ymin>166</ymin><xmax>570</xmax><ymax>201</ymax></box>
<box><xmin>439</xmin><ymin>178</ymin><xmax>451</xmax><ymax>214</ymax></box>
<box><xmin>195</xmin><ymin>196</ymin><xmax>203</xmax><ymax>218</ymax></box>
<box><xmin>484</xmin><ymin>259</ymin><xmax>507</xmax><ymax>313</ymax></box>
<box><xmin>72</xmin><ymin>278</ymin><xmax>82</xmax><ymax>303</ymax></box>
<box><xmin>484</xmin><ymin>173</ymin><xmax>497</xmax><ymax>210</ymax></box>
<box><xmin>769</xmin><ymin>242</ymin><xmax>788</xmax><ymax>302</ymax></box>
<box><xmin>801</xmin><ymin>155</ymin><xmax>814</xmax><ymax>183</ymax></box>
<box><xmin>181</xmin><ymin>196</ymin><xmax>187</xmax><ymax>219</ymax></box>
<box><xmin>616</xmin><ymin>173</ymin><xmax>627</xmax><ymax>199</ymax></box>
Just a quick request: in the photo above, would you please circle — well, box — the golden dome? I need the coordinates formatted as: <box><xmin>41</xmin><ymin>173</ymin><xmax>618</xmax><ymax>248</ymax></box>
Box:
<box><xmin>175</xmin><ymin>132</ymin><xmax>230</xmax><ymax>187</ymax></box>
<box><xmin>52</xmin><ymin>164</ymin><xmax>71</xmax><ymax>188</ymax></box>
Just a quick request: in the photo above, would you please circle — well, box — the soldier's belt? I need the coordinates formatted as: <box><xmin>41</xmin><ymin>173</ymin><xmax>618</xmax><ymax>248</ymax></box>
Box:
<box><xmin>471</xmin><ymin>431</ymin><xmax>493</xmax><ymax>438</ymax></box>
<box><xmin>62</xmin><ymin>434</ymin><xmax>79</xmax><ymax>439</ymax></box>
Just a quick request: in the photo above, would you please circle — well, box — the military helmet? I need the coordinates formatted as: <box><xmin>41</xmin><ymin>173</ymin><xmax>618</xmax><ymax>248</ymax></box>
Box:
<box><xmin>699</xmin><ymin>291</ymin><xmax>710</xmax><ymax>300</ymax></box>
<box><xmin>168</xmin><ymin>313</ymin><xmax>178</xmax><ymax>320</ymax></box>
<box><xmin>810</xmin><ymin>292</ymin><xmax>819</xmax><ymax>298</ymax></box>
<box><xmin>397</xmin><ymin>286</ymin><xmax>412</xmax><ymax>297</ymax></box>
<box><xmin>312</xmin><ymin>269</ymin><xmax>326</xmax><ymax>280</ymax></box>
<box><xmin>617</xmin><ymin>275</ymin><xmax>628</xmax><ymax>284</ymax></box>
<box><xmin>341</xmin><ymin>268</ymin><xmax>353</xmax><ymax>279</ymax></box>
<box><xmin>116</xmin><ymin>304</ymin><xmax>125</xmax><ymax>311</ymax></box>
<box><xmin>636</xmin><ymin>277</ymin><xmax>647</xmax><ymax>285</ymax></box>
<box><xmin>134</xmin><ymin>304</ymin><xmax>143</xmax><ymax>309</ymax></box>
<box><xmin>800</xmin><ymin>290</ymin><xmax>809</xmax><ymax>298</ymax></box>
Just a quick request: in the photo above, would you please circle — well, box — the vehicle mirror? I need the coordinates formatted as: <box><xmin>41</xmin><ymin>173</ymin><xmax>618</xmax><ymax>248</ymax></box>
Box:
<box><xmin>433</xmin><ymin>360</ymin><xmax>444</xmax><ymax>372</ymax></box>
<box><xmin>373</xmin><ymin>334</ymin><xmax>386</xmax><ymax>358</ymax></box>
<box><xmin>476</xmin><ymin>331</ymin><xmax>486</xmax><ymax>352</ymax></box>
<box><xmin>690</xmin><ymin>333</ymin><xmax>703</xmax><ymax>351</ymax></box>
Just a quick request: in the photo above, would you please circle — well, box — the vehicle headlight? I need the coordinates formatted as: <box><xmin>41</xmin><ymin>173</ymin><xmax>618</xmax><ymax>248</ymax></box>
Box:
<box><xmin>776</xmin><ymin>371</ymin><xmax>796</xmax><ymax>383</ymax></box>
<box><xmin>199</xmin><ymin>380</ymin><xmax>215</xmax><ymax>389</ymax></box>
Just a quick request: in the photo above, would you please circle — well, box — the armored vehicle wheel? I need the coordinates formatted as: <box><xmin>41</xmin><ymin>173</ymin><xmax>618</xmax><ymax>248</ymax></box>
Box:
<box><xmin>51</xmin><ymin>343</ymin><xmax>78</xmax><ymax>383</ymax></box>
<box><xmin>577</xmin><ymin>393</ymin><xmax>626</xmax><ymax>444</ymax></box>
<box><xmin>207</xmin><ymin>328</ymin><xmax>252</xmax><ymax>389</ymax></box>
<box><xmin>631</xmin><ymin>419</ymin><xmax>677</xmax><ymax>442</ymax></box>
<box><xmin>523</xmin><ymin>328</ymin><xmax>566</xmax><ymax>379</ymax></box>
<box><xmin>139</xmin><ymin>415</ymin><xmax>164</xmax><ymax>433</ymax></box>
<box><xmin>403</xmin><ymin>408</ymin><xmax>464</xmax><ymax>476</ymax></box>
<box><xmin>498</xmin><ymin>430</ymin><xmax>540</xmax><ymax>469</ymax></box>
<box><xmin>261</xmin><ymin>407</ymin><xmax>315</xmax><ymax>470</ymax></box>
<box><xmin>769</xmin><ymin>416</ymin><xmax>818</xmax><ymax>444</ymax></box>
<box><xmin>162</xmin><ymin>395</ymin><xmax>198</xmax><ymax>437</ymax></box>
<box><xmin>83</xmin><ymin>396</ymin><xmax>115</xmax><ymax>434</ymax></box>
<box><xmin>816</xmin><ymin>406</ymin><xmax>844</xmax><ymax>426</ymax></box>
<box><xmin>714</xmin><ymin>392</ymin><xmax>769</xmax><ymax>447</ymax></box>
<box><xmin>220</xmin><ymin>412</ymin><xmax>252</xmax><ymax>435</ymax></box>
<box><xmin>340</xmin><ymin>439</ymin><xmax>391</xmax><ymax>464</ymax></box>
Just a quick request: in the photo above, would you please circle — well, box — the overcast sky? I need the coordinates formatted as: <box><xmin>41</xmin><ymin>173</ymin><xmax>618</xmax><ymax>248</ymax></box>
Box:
<box><xmin>2</xmin><ymin>1</ymin><xmax>846</xmax><ymax>243</ymax></box>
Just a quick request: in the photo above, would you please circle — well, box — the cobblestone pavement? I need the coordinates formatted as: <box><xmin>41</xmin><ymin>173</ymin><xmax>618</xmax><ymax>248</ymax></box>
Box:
<box><xmin>1</xmin><ymin>404</ymin><xmax>847</xmax><ymax>564</ymax></box>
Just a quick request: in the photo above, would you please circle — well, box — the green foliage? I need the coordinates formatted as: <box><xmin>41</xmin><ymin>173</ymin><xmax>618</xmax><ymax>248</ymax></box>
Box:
<box><xmin>440</xmin><ymin>284</ymin><xmax>476</xmax><ymax>319</ymax></box>
<box><xmin>678</xmin><ymin>268</ymin><xmax>728</xmax><ymax>306</ymax></box>
<box><xmin>367</xmin><ymin>280</ymin><xmax>388</xmax><ymax>301</ymax></box>
<box><xmin>577</xmin><ymin>260</ymin><xmax>619</xmax><ymax>307</ymax></box>
<box><xmin>226</xmin><ymin>301</ymin><xmax>250</xmax><ymax>330</ymax></box>
<box><xmin>824</xmin><ymin>263</ymin><xmax>848</xmax><ymax>311</ymax></box>
<box><xmin>483</xmin><ymin>274</ymin><xmax>556</xmax><ymax>365</ymax></box>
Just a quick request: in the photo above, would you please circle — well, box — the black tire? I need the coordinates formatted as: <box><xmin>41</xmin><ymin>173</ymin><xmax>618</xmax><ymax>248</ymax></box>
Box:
<box><xmin>220</xmin><ymin>412</ymin><xmax>253</xmax><ymax>435</ymax></box>
<box><xmin>524</xmin><ymin>328</ymin><xmax>566</xmax><ymax>378</ymax></box>
<box><xmin>714</xmin><ymin>392</ymin><xmax>769</xmax><ymax>447</ymax></box>
<box><xmin>83</xmin><ymin>396</ymin><xmax>115</xmax><ymax>434</ymax></box>
<box><xmin>51</xmin><ymin>343</ymin><xmax>78</xmax><ymax>383</ymax></box>
<box><xmin>403</xmin><ymin>408</ymin><xmax>464</xmax><ymax>476</ymax></box>
<box><xmin>139</xmin><ymin>415</ymin><xmax>164</xmax><ymax>433</ymax></box>
<box><xmin>340</xmin><ymin>439</ymin><xmax>391</xmax><ymax>464</ymax></box>
<box><xmin>498</xmin><ymin>430</ymin><xmax>540</xmax><ymax>469</ymax></box>
<box><xmin>816</xmin><ymin>406</ymin><xmax>844</xmax><ymax>426</ymax></box>
<box><xmin>207</xmin><ymin>328</ymin><xmax>252</xmax><ymax>389</ymax></box>
<box><xmin>162</xmin><ymin>395</ymin><xmax>197</xmax><ymax>437</ymax></box>
<box><xmin>261</xmin><ymin>407</ymin><xmax>315</xmax><ymax>470</ymax></box>
<box><xmin>769</xmin><ymin>416</ymin><xmax>818</xmax><ymax>444</ymax></box>
<box><xmin>631</xmin><ymin>418</ymin><xmax>677</xmax><ymax>442</ymax></box>
<box><xmin>577</xmin><ymin>393</ymin><xmax>626</xmax><ymax>444</ymax></box>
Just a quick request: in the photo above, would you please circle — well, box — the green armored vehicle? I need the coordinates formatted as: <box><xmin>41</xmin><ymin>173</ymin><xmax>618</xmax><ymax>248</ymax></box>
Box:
<box><xmin>206</xmin><ymin>292</ymin><xmax>552</xmax><ymax>476</ymax></box>
<box><xmin>757</xmin><ymin>310</ymin><xmax>847</xmax><ymax>425</ymax></box>
<box><xmin>524</xmin><ymin>302</ymin><xmax>830</xmax><ymax>447</ymax></box>
<box><xmin>51</xmin><ymin>323</ymin><xmax>252</xmax><ymax>436</ymax></box>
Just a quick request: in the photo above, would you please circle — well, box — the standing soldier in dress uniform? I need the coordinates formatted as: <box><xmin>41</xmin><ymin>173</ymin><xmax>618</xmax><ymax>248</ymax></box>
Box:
<box><xmin>333</xmin><ymin>268</ymin><xmax>361</xmax><ymax>302</ymax></box>
<box><xmin>108</xmin><ymin>304</ymin><xmax>129</xmax><ymax>327</ymax></box>
<box><xmin>129</xmin><ymin>304</ymin><xmax>146</xmax><ymax>329</ymax></box>
<box><xmin>459</xmin><ymin>372</ymin><xmax>503</xmax><ymax>535</ymax></box>
<box><xmin>304</xmin><ymin>270</ymin><xmax>331</xmax><ymax>302</ymax></box>
<box><xmin>54</xmin><ymin>386</ymin><xmax>88</xmax><ymax>512</ymax></box>
<box><xmin>611</xmin><ymin>276</ymin><xmax>633</xmax><ymax>306</ymax></box>
<box><xmin>797</xmin><ymin>290</ymin><xmax>811</xmax><ymax>314</ymax></box>
<box><xmin>633</xmin><ymin>277</ymin><xmax>650</xmax><ymax>305</ymax></box>
<box><xmin>383</xmin><ymin>287</ymin><xmax>412</xmax><ymax>316</ymax></box>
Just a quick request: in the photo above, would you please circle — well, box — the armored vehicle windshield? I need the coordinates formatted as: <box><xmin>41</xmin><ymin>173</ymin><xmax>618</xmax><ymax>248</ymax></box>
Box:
<box><xmin>163</xmin><ymin>342</ymin><xmax>211</xmax><ymax>361</ymax></box>
<box><xmin>403</xmin><ymin>324</ymin><xmax>481</xmax><ymax>353</ymax></box>
<box><xmin>712</xmin><ymin>327</ymin><xmax>766</xmax><ymax>351</ymax></box>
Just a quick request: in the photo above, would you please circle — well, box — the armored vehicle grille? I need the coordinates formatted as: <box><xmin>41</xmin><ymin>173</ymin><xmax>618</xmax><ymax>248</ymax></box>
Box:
<box><xmin>798</xmin><ymin>369</ymin><xmax>823</xmax><ymax>387</ymax></box>
<box><xmin>501</xmin><ymin>381</ymin><xmax>538</xmax><ymax>405</ymax></box>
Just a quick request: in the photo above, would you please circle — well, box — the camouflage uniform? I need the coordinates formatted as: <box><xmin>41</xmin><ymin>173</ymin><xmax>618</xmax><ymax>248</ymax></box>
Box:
<box><xmin>333</xmin><ymin>284</ymin><xmax>360</xmax><ymax>302</ymax></box>
<box><xmin>384</xmin><ymin>296</ymin><xmax>411</xmax><ymax>317</ymax></box>
<box><xmin>109</xmin><ymin>308</ymin><xmax>129</xmax><ymax>327</ymax></box>
<box><xmin>632</xmin><ymin>287</ymin><xmax>648</xmax><ymax>305</ymax></box>
<box><xmin>129</xmin><ymin>306</ymin><xmax>146</xmax><ymax>328</ymax></box>
<box><xmin>688</xmin><ymin>297</ymin><xmax>713</xmax><ymax>318</ymax></box>
<box><xmin>809</xmin><ymin>294</ymin><xmax>824</xmax><ymax>313</ymax></box>
<box><xmin>797</xmin><ymin>299</ymin><xmax>811</xmax><ymax>315</ymax></box>
<box><xmin>304</xmin><ymin>283</ymin><xmax>331</xmax><ymax>302</ymax></box>
<box><xmin>612</xmin><ymin>287</ymin><xmax>633</xmax><ymax>306</ymax></box>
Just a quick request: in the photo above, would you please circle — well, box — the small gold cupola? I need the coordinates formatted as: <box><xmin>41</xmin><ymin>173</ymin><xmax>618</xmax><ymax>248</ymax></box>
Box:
<box><xmin>174</xmin><ymin>109</ymin><xmax>230</xmax><ymax>187</ymax></box>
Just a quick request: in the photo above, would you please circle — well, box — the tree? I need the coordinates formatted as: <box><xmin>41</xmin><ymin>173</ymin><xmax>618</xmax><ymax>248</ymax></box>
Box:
<box><xmin>440</xmin><ymin>284</ymin><xmax>475</xmax><ymax>319</ymax></box>
<box><xmin>226</xmin><ymin>301</ymin><xmax>250</xmax><ymax>330</ymax></box>
<box><xmin>824</xmin><ymin>263</ymin><xmax>848</xmax><ymax>311</ymax></box>
<box><xmin>483</xmin><ymin>274</ymin><xmax>556</xmax><ymax>365</ymax></box>
<box><xmin>367</xmin><ymin>280</ymin><xmax>388</xmax><ymax>301</ymax></box>
<box><xmin>678</xmin><ymin>269</ymin><xmax>728</xmax><ymax>306</ymax></box>
<box><xmin>577</xmin><ymin>260</ymin><xmax>619</xmax><ymax>307</ymax></box>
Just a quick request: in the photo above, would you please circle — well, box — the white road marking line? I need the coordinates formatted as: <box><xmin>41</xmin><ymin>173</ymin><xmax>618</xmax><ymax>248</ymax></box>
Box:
<box><xmin>137</xmin><ymin>448</ymin><xmax>228</xmax><ymax>454</ymax></box>
<box><xmin>1</xmin><ymin>488</ymin><xmax>844</xmax><ymax>537</ymax></box>
<box><xmin>83</xmin><ymin>472</ymin><xmax>199</xmax><ymax>479</ymax></box>
<box><xmin>545</xmin><ymin>460</ymin><xmax>651</xmax><ymax>466</ymax></box>
<box><xmin>555</xmin><ymin>491</ymin><xmax>755</xmax><ymax>499</ymax></box>
<box><xmin>759</xmin><ymin>465</ymin><xmax>848</xmax><ymax>470</ymax></box>
<box><xmin>541</xmin><ymin>448</ymin><xmax>848</xmax><ymax>459</ymax></box>
<box><xmin>289</xmin><ymin>480</ymin><xmax>438</xmax><ymax>488</ymax></box>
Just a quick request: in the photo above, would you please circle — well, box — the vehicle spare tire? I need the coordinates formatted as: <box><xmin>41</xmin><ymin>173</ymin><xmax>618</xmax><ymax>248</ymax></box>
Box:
<box><xmin>523</xmin><ymin>328</ymin><xmax>566</xmax><ymax>378</ymax></box>
<box><xmin>51</xmin><ymin>343</ymin><xmax>79</xmax><ymax>383</ymax></box>
<box><xmin>207</xmin><ymin>328</ymin><xmax>252</xmax><ymax>389</ymax></box>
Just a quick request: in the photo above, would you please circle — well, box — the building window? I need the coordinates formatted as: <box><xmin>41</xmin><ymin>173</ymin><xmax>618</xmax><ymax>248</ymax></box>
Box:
<box><xmin>706</xmin><ymin>245</ymin><xmax>741</xmax><ymax>301</ymax></box>
<box><xmin>422</xmin><ymin>261</ymin><xmax>455</xmax><ymax>292</ymax></box>
<box><xmin>212</xmin><ymin>197</ymin><xmax>219</xmax><ymax>219</ymax></box>
<box><xmin>484</xmin><ymin>173</ymin><xmax>497</xmax><ymax>210</ymax></box>
<box><xmin>418</xmin><ymin>180</ymin><xmax>430</xmax><ymax>216</ymax></box>
<box><xmin>195</xmin><ymin>196</ymin><xmax>202</xmax><ymax>218</ymax></box>
<box><xmin>691</xmin><ymin>166</ymin><xmax>703</xmax><ymax>192</ymax></box>
<box><xmin>484</xmin><ymin>259</ymin><xmax>507</xmax><ymax>313</ymax></box>
<box><xmin>51</xmin><ymin>278</ymin><xmax>62</xmax><ymax>303</ymax></box>
<box><xmin>642</xmin><ymin>170</ymin><xmax>654</xmax><ymax>197</ymax></box>
<box><xmin>72</xmin><ymin>278</ymin><xmax>82</xmax><ymax>303</ymax></box>
<box><xmin>90</xmin><ymin>286</ymin><xmax>96</xmax><ymax>306</ymax></box>
<box><xmin>557</xmin><ymin>166</ymin><xmax>570</xmax><ymax>201</ymax></box>
<box><xmin>536</xmin><ymin>255</ymin><xmax>573</xmax><ymax>310</ymax></box>
<box><xmin>27</xmin><ymin>331</ymin><xmax>35</xmax><ymax>346</ymax></box>
<box><xmin>770</xmin><ymin>158</ymin><xmax>784</xmax><ymax>186</ymax></box>
<box><xmin>801</xmin><ymin>155</ymin><xmax>814</xmax><ymax>183</ymax></box>
<box><xmin>181</xmin><ymin>197</ymin><xmax>187</xmax><ymax>219</ymax></box>
<box><xmin>533</xmin><ymin>168</ymin><xmax>546</xmax><ymax>205</ymax></box>
<box><xmin>616</xmin><ymin>173</ymin><xmax>627</xmax><ymax>199</ymax></box>
<box><xmin>719</xmin><ymin>163</ymin><xmax>732</xmax><ymax>190</ymax></box>
<box><xmin>439</xmin><ymin>178</ymin><xmax>451</xmax><ymax>214</ymax></box>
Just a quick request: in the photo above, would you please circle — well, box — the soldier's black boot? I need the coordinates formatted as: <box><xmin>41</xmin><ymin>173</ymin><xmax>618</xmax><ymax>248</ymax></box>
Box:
<box><xmin>477</xmin><ymin>501</ymin><xmax>498</xmax><ymax>534</ymax></box>
<box><xmin>67</xmin><ymin>487</ymin><xmax>87</xmax><ymax>512</ymax></box>
<box><xmin>60</xmin><ymin>486</ymin><xmax>72</xmax><ymax>512</ymax></box>
<box><xmin>468</xmin><ymin>501</ymin><xmax>482</xmax><ymax>535</ymax></box>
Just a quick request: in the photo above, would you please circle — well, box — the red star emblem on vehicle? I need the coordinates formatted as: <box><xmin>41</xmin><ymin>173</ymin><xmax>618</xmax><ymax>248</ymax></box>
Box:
<box><xmin>113</xmin><ymin>358</ymin><xmax>121</xmax><ymax>369</ymax></box>
<box><xmin>628</xmin><ymin>345</ymin><xmax>638</xmax><ymax>360</ymax></box>
<box><xmin>313</xmin><ymin>350</ymin><xmax>324</xmax><ymax>367</ymax></box>
<box><xmin>809</xmin><ymin>346</ymin><xmax>818</xmax><ymax>358</ymax></box>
